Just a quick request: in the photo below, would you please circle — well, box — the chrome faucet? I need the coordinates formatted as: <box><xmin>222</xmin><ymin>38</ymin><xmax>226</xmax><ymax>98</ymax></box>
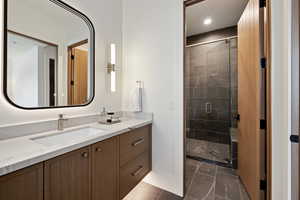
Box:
<box><xmin>58</xmin><ymin>114</ymin><xmax>68</xmax><ymax>131</ymax></box>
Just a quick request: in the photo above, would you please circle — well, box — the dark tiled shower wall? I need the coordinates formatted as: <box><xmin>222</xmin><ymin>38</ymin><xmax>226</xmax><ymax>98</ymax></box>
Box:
<box><xmin>185</xmin><ymin>37</ymin><xmax>238</xmax><ymax>145</ymax></box>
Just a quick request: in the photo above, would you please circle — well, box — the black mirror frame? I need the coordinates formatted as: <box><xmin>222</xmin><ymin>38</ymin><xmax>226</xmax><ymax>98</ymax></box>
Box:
<box><xmin>3</xmin><ymin>0</ymin><xmax>95</xmax><ymax>110</ymax></box>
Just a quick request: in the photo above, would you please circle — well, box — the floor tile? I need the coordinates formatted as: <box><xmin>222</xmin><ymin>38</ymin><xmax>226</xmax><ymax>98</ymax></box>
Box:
<box><xmin>187</xmin><ymin>172</ymin><xmax>215</xmax><ymax>200</ymax></box>
<box><xmin>123</xmin><ymin>158</ymin><xmax>250</xmax><ymax>200</ymax></box>
<box><xmin>203</xmin><ymin>186</ymin><xmax>215</xmax><ymax>200</ymax></box>
<box><xmin>198</xmin><ymin>161</ymin><xmax>217</xmax><ymax>177</ymax></box>
<box><xmin>215</xmin><ymin>173</ymin><xmax>241</xmax><ymax>199</ymax></box>
<box><xmin>123</xmin><ymin>182</ymin><xmax>161</xmax><ymax>200</ymax></box>
<box><xmin>239</xmin><ymin>182</ymin><xmax>250</xmax><ymax>200</ymax></box>
<box><xmin>185</xmin><ymin>158</ymin><xmax>199</xmax><ymax>189</ymax></box>
<box><xmin>158</xmin><ymin>191</ymin><xmax>183</xmax><ymax>200</ymax></box>
<box><xmin>215</xmin><ymin>195</ymin><xmax>226</xmax><ymax>200</ymax></box>
<box><xmin>217</xmin><ymin>166</ymin><xmax>237</xmax><ymax>177</ymax></box>
<box><xmin>183</xmin><ymin>196</ymin><xmax>198</xmax><ymax>200</ymax></box>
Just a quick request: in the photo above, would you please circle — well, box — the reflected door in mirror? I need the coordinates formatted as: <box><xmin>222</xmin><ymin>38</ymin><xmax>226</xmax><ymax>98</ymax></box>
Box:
<box><xmin>68</xmin><ymin>40</ymin><xmax>88</xmax><ymax>105</ymax></box>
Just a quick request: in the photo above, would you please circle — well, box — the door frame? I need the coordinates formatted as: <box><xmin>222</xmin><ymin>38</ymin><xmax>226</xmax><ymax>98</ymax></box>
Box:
<box><xmin>264</xmin><ymin>0</ymin><xmax>272</xmax><ymax>199</ymax></box>
<box><xmin>67</xmin><ymin>39</ymin><xmax>88</xmax><ymax>105</ymax></box>
<box><xmin>182</xmin><ymin>0</ymin><xmax>272</xmax><ymax>199</ymax></box>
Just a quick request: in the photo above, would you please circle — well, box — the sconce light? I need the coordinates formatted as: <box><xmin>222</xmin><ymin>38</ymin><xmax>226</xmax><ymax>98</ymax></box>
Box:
<box><xmin>108</xmin><ymin>43</ymin><xmax>116</xmax><ymax>92</ymax></box>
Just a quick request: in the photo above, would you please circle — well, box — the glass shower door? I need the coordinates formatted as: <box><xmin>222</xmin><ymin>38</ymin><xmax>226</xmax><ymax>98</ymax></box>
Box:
<box><xmin>185</xmin><ymin>38</ymin><xmax>235</xmax><ymax>165</ymax></box>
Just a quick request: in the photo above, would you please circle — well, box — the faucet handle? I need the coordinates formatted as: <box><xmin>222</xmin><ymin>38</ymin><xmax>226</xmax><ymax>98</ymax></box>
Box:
<box><xmin>59</xmin><ymin>114</ymin><xmax>68</xmax><ymax>120</ymax></box>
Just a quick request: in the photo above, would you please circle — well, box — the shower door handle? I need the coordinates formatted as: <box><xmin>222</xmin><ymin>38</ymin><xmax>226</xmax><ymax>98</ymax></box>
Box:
<box><xmin>290</xmin><ymin>135</ymin><xmax>299</xmax><ymax>143</ymax></box>
<box><xmin>206</xmin><ymin>103</ymin><xmax>212</xmax><ymax>113</ymax></box>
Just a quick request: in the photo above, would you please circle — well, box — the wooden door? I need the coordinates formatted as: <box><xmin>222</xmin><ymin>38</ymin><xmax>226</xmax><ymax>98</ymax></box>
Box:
<box><xmin>237</xmin><ymin>0</ymin><xmax>262</xmax><ymax>199</ymax></box>
<box><xmin>44</xmin><ymin>147</ymin><xmax>91</xmax><ymax>200</ymax></box>
<box><xmin>68</xmin><ymin>47</ymin><xmax>88</xmax><ymax>105</ymax></box>
<box><xmin>92</xmin><ymin>137</ymin><xmax>119</xmax><ymax>200</ymax></box>
<box><xmin>73</xmin><ymin>48</ymin><xmax>88</xmax><ymax>104</ymax></box>
<box><xmin>0</xmin><ymin>164</ymin><xmax>43</xmax><ymax>200</ymax></box>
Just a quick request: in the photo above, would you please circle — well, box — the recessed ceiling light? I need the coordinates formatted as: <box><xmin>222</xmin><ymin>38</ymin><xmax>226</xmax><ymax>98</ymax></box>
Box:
<box><xmin>203</xmin><ymin>18</ymin><xmax>212</xmax><ymax>25</ymax></box>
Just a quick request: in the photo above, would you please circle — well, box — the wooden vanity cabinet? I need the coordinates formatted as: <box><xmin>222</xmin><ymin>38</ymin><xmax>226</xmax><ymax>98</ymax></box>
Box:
<box><xmin>0</xmin><ymin>124</ymin><xmax>152</xmax><ymax>200</ymax></box>
<box><xmin>92</xmin><ymin>137</ymin><xmax>119</xmax><ymax>200</ymax></box>
<box><xmin>44</xmin><ymin>147</ymin><xmax>92</xmax><ymax>200</ymax></box>
<box><xmin>0</xmin><ymin>163</ymin><xmax>43</xmax><ymax>200</ymax></box>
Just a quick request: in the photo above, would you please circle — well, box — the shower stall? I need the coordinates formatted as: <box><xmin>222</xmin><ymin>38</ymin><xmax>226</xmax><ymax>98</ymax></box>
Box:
<box><xmin>185</xmin><ymin>37</ymin><xmax>238</xmax><ymax>166</ymax></box>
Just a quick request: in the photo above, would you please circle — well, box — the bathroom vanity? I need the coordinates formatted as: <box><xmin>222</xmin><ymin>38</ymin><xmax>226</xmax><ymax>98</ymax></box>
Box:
<box><xmin>0</xmin><ymin>117</ymin><xmax>152</xmax><ymax>200</ymax></box>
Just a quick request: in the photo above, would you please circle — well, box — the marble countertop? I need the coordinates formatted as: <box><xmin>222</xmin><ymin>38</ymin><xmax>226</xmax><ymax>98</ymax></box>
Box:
<box><xmin>0</xmin><ymin>117</ymin><xmax>152</xmax><ymax>177</ymax></box>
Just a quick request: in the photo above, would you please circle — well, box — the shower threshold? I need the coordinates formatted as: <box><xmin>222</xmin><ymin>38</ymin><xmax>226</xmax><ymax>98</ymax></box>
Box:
<box><xmin>186</xmin><ymin>138</ymin><xmax>232</xmax><ymax>167</ymax></box>
<box><xmin>187</xmin><ymin>155</ymin><xmax>232</xmax><ymax>168</ymax></box>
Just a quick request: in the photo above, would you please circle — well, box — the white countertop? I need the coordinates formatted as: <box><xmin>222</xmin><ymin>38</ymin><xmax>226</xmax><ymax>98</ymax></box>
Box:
<box><xmin>0</xmin><ymin>117</ymin><xmax>152</xmax><ymax>177</ymax></box>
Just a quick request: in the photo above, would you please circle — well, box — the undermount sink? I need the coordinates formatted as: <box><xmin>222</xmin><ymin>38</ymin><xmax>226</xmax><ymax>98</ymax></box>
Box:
<box><xmin>31</xmin><ymin>127</ymin><xmax>106</xmax><ymax>147</ymax></box>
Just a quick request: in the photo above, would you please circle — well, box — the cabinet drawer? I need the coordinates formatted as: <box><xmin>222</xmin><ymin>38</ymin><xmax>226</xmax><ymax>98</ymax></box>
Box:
<box><xmin>120</xmin><ymin>125</ymin><xmax>150</xmax><ymax>166</ymax></box>
<box><xmin>120</xmin><ymin>151</ymin><xmax>150</xmax><ymax>199</ymax></box>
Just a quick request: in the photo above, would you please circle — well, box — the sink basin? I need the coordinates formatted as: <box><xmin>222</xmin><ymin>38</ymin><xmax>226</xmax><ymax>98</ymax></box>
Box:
<box><xmin>31</xmin><ymin>127</ymin><xmax>106</xmax><ymax>147</ymax></box>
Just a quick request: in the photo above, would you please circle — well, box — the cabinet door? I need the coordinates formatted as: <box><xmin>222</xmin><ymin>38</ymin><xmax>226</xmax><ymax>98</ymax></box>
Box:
<box><xmin>92</xmin><ymin>137</ymin><xmax>118</xmax><ymax>200</ymax></box>
<box><xmin>44</xmin><ymin>147</ymin><xmax>91</xmax><ymax>200</ymax></box>
<box><xmin>0</xmin><ymin>163</ymin><xmax>43</xmax><ymax>200</ymax></box>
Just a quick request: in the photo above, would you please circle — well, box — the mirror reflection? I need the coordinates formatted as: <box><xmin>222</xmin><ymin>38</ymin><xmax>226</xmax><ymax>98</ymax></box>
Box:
<box><xmin>6</xmin><ymin>0</ymin><xmax>94</xmax><ymax>108</ymax></box>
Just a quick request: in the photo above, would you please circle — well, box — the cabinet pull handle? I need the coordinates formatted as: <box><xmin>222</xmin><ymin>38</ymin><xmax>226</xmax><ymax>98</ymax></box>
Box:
<box><xmin>95</xmin><ymin>147</ymin><xmax>102</xmax><ymax>152</ymax></box>
<box><xmin>132</xmin><ymin>138</ymin><xmax>144</xmax><ymax>147</ymax></box>
<box><xmin>131</xmin><ymin>165</ymin><xmax>143</xmax><ymax>177</ymax></box>
<box><xmin>81</xmin><ymin>152</ymin><xmax>89</xmax><ymax>158</ymax></box>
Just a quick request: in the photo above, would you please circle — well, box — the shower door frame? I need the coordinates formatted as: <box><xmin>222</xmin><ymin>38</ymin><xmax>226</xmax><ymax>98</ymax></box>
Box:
<box><xmin>182</xmin><ymin>0</ymin><xmax>272</xmax><ymax>199</ymax></box>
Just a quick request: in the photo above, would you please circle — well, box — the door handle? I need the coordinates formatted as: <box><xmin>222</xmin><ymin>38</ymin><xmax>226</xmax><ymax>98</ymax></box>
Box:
<box><xmin>290</xmin><ymin>135</ymin><xmax>299</xmax><ymax>143</ymax></box>
<box><xmin>206</xmin><ymin>102</ymin><xmax>212</xmax><ymax>113</ymax></box>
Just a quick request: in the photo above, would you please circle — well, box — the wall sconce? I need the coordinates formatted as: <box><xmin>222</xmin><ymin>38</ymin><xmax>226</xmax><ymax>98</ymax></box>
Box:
<box><xmin>108</xmin><ymin>44</ymin><xmax>116</xmax><ymax>92</ymax></box>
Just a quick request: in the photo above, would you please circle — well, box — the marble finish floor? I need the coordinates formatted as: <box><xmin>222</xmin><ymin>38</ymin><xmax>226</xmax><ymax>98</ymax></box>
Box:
<box><xmin>186</xmin><ymin>138</ymin><xmax>230</xmax><ymax>164</ymax></box>
<box><xmin>124</xmin><ymin>158</ymin><xmax>250</xmax><ymax>200</ymax></box>
<box><xmin>184</xmin><ymin>159</ymin><xmax>249</xmax><ymax>200</ymax></box>
<box><xmin>123</xmin><ymin>182</ymin><xmax>183</xmax><ymax>200</ymax></box>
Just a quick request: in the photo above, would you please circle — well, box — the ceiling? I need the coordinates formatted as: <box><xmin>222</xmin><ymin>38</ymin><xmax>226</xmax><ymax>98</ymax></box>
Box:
<box><xmin>186</xmin><ymin>0</ymin><xmax>248</xmax><ymax>37</ymax></box>
<box><xmin>8</xmin><ymin>0</ymin><xmax>89</xmax><ymax>45</ymax></box>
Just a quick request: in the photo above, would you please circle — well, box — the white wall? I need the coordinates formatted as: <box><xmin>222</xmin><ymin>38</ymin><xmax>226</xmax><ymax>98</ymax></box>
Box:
<box><xmin>271</xmin><ymin>0</ymin><xmax>292</xmax><ymax>199</ymax></box>
<box><xmin>0</xmin><ymin>0</ymin><xmax>123</xmax><ymax>126</ymax></box>
<box><xmin>122</xmin><ymin>0</ymin><xmax>184</xmax><ymax>196</ymax></box>
<box><xmin>7</xmin><ymin>45</ymin><xmax>39</xmax><ymax>107</ymax></box>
